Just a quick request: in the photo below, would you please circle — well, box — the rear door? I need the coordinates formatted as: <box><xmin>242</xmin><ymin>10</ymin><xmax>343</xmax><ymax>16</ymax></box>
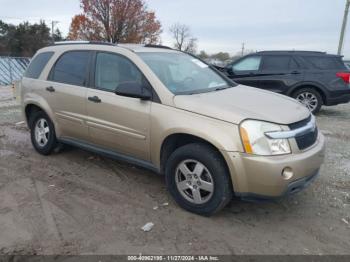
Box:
<box><xmin>227</xmin><ymin>55</ymin><xmax>262</xmax><ymax>88</ymax></box>
<box><xmin>258</xmin><ymin>55</ymin><xmax>304</xmax><ymax>93</ymax></box>
<box><xmin>46</xmin><ymin>50</ymin><xmax>91</xmax><ymax>141</ymax></box>
<box><xmin>86</xmin><ymin>51</ymin><xmax>151</xmax><ymax>161</ymax></box>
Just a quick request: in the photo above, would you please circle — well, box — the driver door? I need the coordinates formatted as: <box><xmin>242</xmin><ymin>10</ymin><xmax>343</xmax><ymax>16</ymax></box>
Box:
<box><xmin>86</xmin><ymin>51</ymin><xmax>151</xmax><ymax>161</ymax></box>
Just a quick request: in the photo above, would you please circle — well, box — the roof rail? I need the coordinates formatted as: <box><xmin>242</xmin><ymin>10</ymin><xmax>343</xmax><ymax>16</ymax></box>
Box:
<box><xmin>144</xmin><ymin>44</ymin><xmax>173</xmax><ymax>50</ymax></box>
<box><xmin>256</xmin><ymin>50</ymin><xmax>326</xmax><ymax>54</ymax></box>
<box><xmin>53</xmin><ymin>41</ymin><xmax>116</xmax><ymax>46</ymax></box>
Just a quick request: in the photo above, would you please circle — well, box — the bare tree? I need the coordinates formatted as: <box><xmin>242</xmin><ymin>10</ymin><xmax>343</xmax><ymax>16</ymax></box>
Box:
<box><xmin>169</xmin><ymin>23</ymin><xmax>197</xmax><ymax>54</ymax></box>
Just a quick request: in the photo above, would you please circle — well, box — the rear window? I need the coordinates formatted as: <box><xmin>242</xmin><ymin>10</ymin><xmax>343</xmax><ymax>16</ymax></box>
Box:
<box><xmin>25</xmin><ymin>52</ymin><xmax>54</xmax><ymax>79</ymax></box>
<box><xmin>261</xmin><ymin>55</ymin><xmax>292</xmax><ymax>70</ymax></box>
<box><xmin>50</xmin><ymin>51</ymin><xmax>90</xmax><ymax>86</ymax></box>
<box><xmin>302</xmin><ymin>56</ymin><xmax>346</xmax><ymax>70</ymax></box>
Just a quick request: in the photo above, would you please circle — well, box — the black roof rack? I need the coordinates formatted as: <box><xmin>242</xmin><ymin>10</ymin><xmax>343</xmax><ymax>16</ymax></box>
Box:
<box><xmin>52</xmin><ymin>41</ymin><xmax>173</xmax><ymax>50</ymax></box>
<box><xmin>144</xmin><ymin>44</ymin><xmax>173</xmax><ymax>50</ymax></box>
<box><xmin>52</xmin><ymin>41</ymin><xmax>116</xmax><ymax>46</ymax></box>
<box><xmin>256</xmin><ymin>50</ymin><xmax>326</xmax><ymax>55</ymax></box>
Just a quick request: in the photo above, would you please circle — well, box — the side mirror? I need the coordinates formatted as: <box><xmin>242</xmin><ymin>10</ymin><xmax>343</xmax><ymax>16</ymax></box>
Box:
<box><xmin>115</xmin><ymin>82</ymin><xmax>152</xmax><ymax>100</ymax></box>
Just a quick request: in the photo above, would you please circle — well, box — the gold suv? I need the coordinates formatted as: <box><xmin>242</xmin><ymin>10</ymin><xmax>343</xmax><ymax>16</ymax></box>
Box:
<box><xmin>21</xmin><ymin>42</ymin><xmax>325</xmax><ymax>216</ymax></box>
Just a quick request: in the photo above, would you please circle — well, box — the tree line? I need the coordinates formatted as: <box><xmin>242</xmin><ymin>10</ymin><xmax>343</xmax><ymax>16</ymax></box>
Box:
<box><xmin>0</xmin><ymin>20</ymin><xmax>63</xmax><ymax>57</ymax></box>
<box><xmin>0</xmin><ymin>0</ymin><xmax>244</xmax><ymax>63</ymax></box>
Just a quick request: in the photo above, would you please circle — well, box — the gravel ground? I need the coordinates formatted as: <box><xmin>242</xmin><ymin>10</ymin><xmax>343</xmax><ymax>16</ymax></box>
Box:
<box><xmin>0</xmin><ymin>86</ymin><xmax>349</xmax><ymax>255</ymax></box>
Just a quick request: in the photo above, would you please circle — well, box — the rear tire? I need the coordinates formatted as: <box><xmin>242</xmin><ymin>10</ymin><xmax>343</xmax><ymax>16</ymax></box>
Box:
<box><xmin>165</xmin><ymin>143</ymin><xmax>233</xmax><ymax>216</ymax></box>
<box><xmin>292</xmin><ymin>88</ymin><xmax>323</xmax><ymax>114</ymax></box>
<box><xmin>29</xmin><ymin>111</ymin><xmax>57</xmax><ymax>155</ymax></box>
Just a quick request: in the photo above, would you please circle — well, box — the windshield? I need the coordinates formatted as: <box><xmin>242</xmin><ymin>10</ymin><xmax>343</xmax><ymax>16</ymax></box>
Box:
<box><xmin>138</xmin><ymin>52</ymin><xmax>233</xmax><ymax>95</ymax></box>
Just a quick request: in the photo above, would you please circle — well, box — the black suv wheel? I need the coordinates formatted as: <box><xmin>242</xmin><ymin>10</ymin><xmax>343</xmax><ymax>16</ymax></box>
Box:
<box><xmin>165</xmin><ymin>143</ymin><xmax>233</xmax><ymax>216</ymax></box>
<box><xmin>293</xmin><ymin>88</ymin><xmax>323</xmax><ymax>114</ymax></box>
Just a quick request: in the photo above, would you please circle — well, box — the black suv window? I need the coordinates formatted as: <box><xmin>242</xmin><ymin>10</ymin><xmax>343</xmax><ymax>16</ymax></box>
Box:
<box><xmin>25</xmin><ymin>52</ymin><xmax>54</xmax><ymax>79</ymax></box>
<box><xmin>232</xmin><ymin>56</ymin><xmax>262</xmax><ymax>71</ymax></box>
<box><xmin>95</xmin><ymin>52</ymin><xmax>143</xmax><ymax>92</ymax></box>
<box><xmin>261</xmin><ymin>55</ymin><xmax>292</xmax><ymax>70</ymax></box>
<box><xmin>50</xmin><ymin>51</ymin><xmax>90</xmax><ymax>86</ymax></box>
<box><xmin>302</xmin><ymin>56</ymin><xmax>346</xmax><ymax>70</ymax></box>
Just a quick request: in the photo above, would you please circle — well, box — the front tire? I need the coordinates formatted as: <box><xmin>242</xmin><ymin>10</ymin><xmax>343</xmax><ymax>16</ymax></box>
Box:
<box><xmin>29</xmin><ymin>111</ymin><xmax>57</xmax><ymax>155</ymax></box>
<box><xmin>165</xmin><ymin>143</ymin><xmax>233</xmax><ymax>216</ymax></box>
<box><xmin>292</xmin><ymin>88</ymin><xmax>323</xmax><ymax>114</ymax></box>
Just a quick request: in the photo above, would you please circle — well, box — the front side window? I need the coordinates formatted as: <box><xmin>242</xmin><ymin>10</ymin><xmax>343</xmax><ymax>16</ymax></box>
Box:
<box><xmin>25</xmin><ymin>52</ymin><xmax>54</xmax><ymax>79</ymax></box>
<box><xmin>232</xmin><ymin>56</ymin><xmax>262</xmax><ymax>71</ymax></box>
<box><xmin>95</xmin><ymin>52</ymin><xmax>143</xmax><ymax>92</ymax></box>
<box><xmin>51</xmin><ymin>51</ymin><xmax>90</xmax><ymax>86</ymax></box>
<box><xmin>138</xmin><ymin>52</ymin><xmax>232</xmax><ymax>95</ymax></box>
<box><xmin>261</xmin><ymin>55</ymin><xmax>291</xmax><ymax>70</ymax></box>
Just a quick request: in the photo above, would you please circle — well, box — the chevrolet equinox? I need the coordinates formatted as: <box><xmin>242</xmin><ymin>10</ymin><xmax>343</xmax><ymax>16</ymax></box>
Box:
<box><xmin>21</xmin><ymin>42</ymin><xmax>325</xmax><ymax>216</ymax></box>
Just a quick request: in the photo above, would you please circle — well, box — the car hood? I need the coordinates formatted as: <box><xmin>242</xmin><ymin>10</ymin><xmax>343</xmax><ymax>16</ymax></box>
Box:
<box><xmin>173</xmin><ymin>85</ymin><xmax>310</xmax><ymax>125</ymax></box>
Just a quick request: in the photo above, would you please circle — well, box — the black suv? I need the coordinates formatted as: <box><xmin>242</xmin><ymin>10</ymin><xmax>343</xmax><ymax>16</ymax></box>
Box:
<box><xmin>221</xmin><ymin>51</ymin><xmax>350</xmax><ymax>113</ymax></box>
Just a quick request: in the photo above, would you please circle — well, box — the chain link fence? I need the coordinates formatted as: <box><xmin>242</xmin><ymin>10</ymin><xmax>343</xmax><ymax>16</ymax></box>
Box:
<box><xmin>0</xmin><ymin>56</ymin><xmax>31</xmax><ymax>86</ymax></box>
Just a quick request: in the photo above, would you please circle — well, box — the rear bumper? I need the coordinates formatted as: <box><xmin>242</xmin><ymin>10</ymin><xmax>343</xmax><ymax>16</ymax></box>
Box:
<box><xmin>326</xmin><ymin>90</ymin><xmax>350</xmax><ymax>106</ymax></box>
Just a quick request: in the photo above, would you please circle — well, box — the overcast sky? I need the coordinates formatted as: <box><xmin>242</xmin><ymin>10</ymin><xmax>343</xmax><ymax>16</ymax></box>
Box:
<box><xmin>0</xmin><ymin>0</ymin><xmax>349</xmax><ymax>58</ymax></box>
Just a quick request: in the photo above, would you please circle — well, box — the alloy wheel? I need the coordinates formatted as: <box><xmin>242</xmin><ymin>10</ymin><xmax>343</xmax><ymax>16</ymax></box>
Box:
<box><xmin>34</xmin><ymin>118</ymin><xmax>50</xmax><ymax>147</ymax></box>
<box><xmin>175</xmin><ymin>159</ymin><xmax>214</xmax><ymax>204</ymax></box>
<box><xmin>296</xmin><ymin>92</ymin><xmax>318</xmax><ymax>112</ymax></box>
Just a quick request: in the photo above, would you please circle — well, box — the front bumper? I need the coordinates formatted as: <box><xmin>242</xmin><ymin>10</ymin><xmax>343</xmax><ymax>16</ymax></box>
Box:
<box><xmin>222</xmin><ymin>133</ymin><xmax>325</xmax><ymax>198</ymax></box>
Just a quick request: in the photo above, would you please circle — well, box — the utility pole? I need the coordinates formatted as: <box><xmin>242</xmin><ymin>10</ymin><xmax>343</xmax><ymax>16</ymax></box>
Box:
<box><xmin>241</xmin><ymin>43</ymin><xmax>245</xmax><ymax>57</ymax></box>
<box><xmin>51</xmin><ymin>21</ymin><xmax>59</xmax><ymax>41</ymax></box>
<box><xmin>338</xmin><ymin>0</ymin><xmax>350</xmax><ymax>55</ymax></box>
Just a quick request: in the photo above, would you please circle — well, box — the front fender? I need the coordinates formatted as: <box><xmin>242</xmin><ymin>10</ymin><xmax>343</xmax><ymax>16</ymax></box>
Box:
<box><xmin>150</xmin><ymin>103</ymin><xmax>243</xmax><ymax>169</ymax></box>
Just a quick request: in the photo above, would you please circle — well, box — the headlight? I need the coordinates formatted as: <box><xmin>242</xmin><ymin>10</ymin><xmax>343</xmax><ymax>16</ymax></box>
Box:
<box><xmin>239</xmin><ymin>120</ymin><xmax>291</xmax><ymax>156</ymax></box>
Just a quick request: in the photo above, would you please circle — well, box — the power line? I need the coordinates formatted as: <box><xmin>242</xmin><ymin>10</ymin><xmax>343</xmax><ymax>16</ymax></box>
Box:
<box><xmin>51</xmin><ymin>21</ymin><xmax>59</xmax><ymax>38</ymax></box>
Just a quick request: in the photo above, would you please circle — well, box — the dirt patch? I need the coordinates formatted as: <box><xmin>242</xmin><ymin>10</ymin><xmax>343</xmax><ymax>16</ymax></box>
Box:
<box><xmin>0</xmin><ymin>87</ymin><xmax>349</xmax><ymax>255</ymax></box>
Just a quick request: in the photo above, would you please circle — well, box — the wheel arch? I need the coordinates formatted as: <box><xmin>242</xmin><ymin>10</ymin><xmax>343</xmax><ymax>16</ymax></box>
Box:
<box><xmin>159</xmin><ymin>133</ymin><xmax>230</xmax><ymax>177</ymax></box>
<box><xmin>23</xmin><ymin>100</ymin><xmax>58</xmax><ymax>134</ymax></box>
<box><xmin>287</xmin><ymin>83</ymin><xmax>328</xmax><ymax>104</ymax></box>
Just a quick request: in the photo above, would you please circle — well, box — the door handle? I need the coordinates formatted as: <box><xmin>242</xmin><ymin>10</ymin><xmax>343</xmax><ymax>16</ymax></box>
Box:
<box><xmin>88</xmin><ymin>96</ymin><xmax>102</xmax><ymax>103</ymax></box>
<box><xmin>291</xmin><ymin>71</ymin><xmax>301</xmax><ymax>75</ymax></box>
<box><xmin>46</xmin><ymin>86</ymin><xmax>55</xmax><ymax>92</ymax></box>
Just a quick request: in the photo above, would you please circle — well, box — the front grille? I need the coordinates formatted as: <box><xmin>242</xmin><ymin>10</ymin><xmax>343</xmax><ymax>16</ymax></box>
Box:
<box><xmin>288</xmin><ymin>116</ymin><xmax>318</xmax><ymax>150</ymax></box>
<box><xmin>288</xmin><ymin>115</ymin><xmax>311</xmax><ymax>130</ymax></box>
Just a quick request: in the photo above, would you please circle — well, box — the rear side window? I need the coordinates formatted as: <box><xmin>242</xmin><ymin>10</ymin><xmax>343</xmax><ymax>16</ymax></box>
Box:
<box><xmin>232</xmin><ymin>56</ymin><xmax>262</xmax><ymax>71</ymax></box>
<box><xmin>25</xmin><ymin>52</ymin><xmax>54</xmax><ymax>79</ymax></box>
<box><xmin>261</xmin><ymin>55</ymin><xmax>292</xmax><ymax>70</ymax></box>
<box><xmin>50</xmin><ymin>51</ymin><xmax>90</xmax><ymax>86</ymax></box>
<box><xmin>302</xmin><ymin>56</ymin><xmax>346</xmax><ymax>70</ymax></box>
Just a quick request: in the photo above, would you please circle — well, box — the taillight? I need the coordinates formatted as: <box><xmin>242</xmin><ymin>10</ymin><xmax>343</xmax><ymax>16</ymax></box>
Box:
<box><xmin>336</xmin><ymin>72</ymin><xmax>350</xmax><ymax>84</ymax></box>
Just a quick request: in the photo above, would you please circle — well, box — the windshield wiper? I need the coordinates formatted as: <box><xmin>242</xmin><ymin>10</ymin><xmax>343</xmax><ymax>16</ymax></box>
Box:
<box><xmin>215</xmin><ymin>86</ymin><xmax>230</xmax><ymax>91</ymax></box>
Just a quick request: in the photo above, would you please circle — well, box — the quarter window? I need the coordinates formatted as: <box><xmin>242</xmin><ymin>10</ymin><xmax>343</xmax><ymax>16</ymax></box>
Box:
<box><xmin>95</xmin><ymin>52</ymin><xmax>143</xmax><ymax>92</ymax></box>
<box><xmin>51</xmin><ymin>51</ymin><xmax>90</xmax><ymax>86</ymax></box>
<box><xmin>25</xmin><ymin>52</ymin><xmax>54</xmax><ymax>79</ymax></box>
<box><xmin>233</xmin><ymin>56</ymin><xmax>262</xmax><ymax>71</ymax></box>
<box><xmin>302</xmin><ymin>56</ymin><xmax>346</xmax><ymax>70</ymax></box>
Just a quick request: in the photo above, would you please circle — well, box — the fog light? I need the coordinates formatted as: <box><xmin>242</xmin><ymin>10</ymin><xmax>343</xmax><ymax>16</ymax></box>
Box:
<box><xmin>282</xmin><ymin>167</ymin><xmax>293</xmax><ymax>180</ymax></box>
